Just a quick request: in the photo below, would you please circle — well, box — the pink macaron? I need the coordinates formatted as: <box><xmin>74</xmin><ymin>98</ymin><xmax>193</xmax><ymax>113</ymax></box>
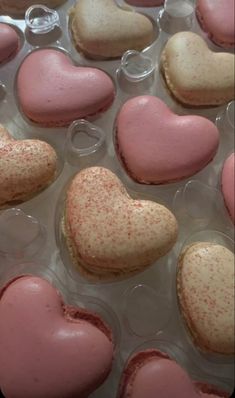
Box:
<box><xmin>0</xmin><ymin>23</ymin><xmax>19</xmax><ymax>64</ymax></box>
<box><xmin>17</xmin><ymin>49</ymin><xmax>115</xmax><ymax>126</ymax></box>
<box><xmin>116</xmin><ymin>95</ymin><xmax>219</xmax><ymax>184</ymax></box>
<box><xmin>196</xmin><ymin>0</ymin><xmax>235</xmax><ymax>49</ymax></box>
<box><xmin>118</xmin><ymin>349</ymin><xmax>229</xmax><ymax>397</ymax></box>
<box><xmin>221</xmin><ymin>153</ymin><xmax>235</xmax><ymax>224</ymax></box>
<box><xmin>0</xmin><ymin>276</ymin><xmax>114</xmax><ymax>398</ymax></box>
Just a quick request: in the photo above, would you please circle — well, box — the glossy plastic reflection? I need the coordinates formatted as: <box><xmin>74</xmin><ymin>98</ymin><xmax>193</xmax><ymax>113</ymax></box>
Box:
<box><xmin>65</xmin><ymin>119</ymin><xmax>106</xmax><ymax>166</ymax></box>
<box><xmin>25</xmin><ymin>5</ymin><xmax>60</xmax><ymax>34</ymax></box>
<box><xmin>158</xmin><ymin>0</ymin><xmax>195</xmax><ymax>34</ymax></box>
<box><xmin>216</xmin><ymin>101</ymin><xmax>235</xmax><ymax>136</ymax></box>
<box><xmin>120</xmin><ymin>50</ymin><xmax>155</xmax><ymax>82</ymax></box>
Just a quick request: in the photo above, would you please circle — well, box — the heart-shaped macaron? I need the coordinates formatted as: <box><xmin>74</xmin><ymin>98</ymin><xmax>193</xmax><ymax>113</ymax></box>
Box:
<box><xmin>116</xmin><ymin>96</ymin><xmax>219</xmax><ymax>184</ymax></box>
<box><xmin>0</xmin><ymin>124</ymin><xmax>57</xmax><ymax>208</ymax></box>
<box><xmin>161</xmin><ymin>31</ymin><xmax>235</xmax><ymax>106</ymax></box>
<box><xmin>221</xmin><ymin>153</ymin><xmax>235</xmax><ymax>224</ymax></box>
<box><xmin>177</xmin><ymin>242</ymin><xmax>234</xmax><ymax>355</ymax></box>
<box><xmin>69</xmin><ymin>0</ymin><xmax>154</xmax><ymax>59</ymax></box>
<box><xmin>0</xmin><ymin>0</ymin><xmax>66</xmax><ymax>16</ymax></box>
<box><xmin>118</xmin><ymin>349</ymin><xmax>229</xmax><ymax>397</ymax></box>
<box><xmin>17</xmin><ymin>49</ymin><xmax>115</xmax><ymax>126</ymax></box>
<box><xmin>0</xmin><ymin>276</ymin><xmax>114</xmax><ymax>398</ymax></box>
<box><xmin>0</xmin><ymin>23</ymin><xmax>19</xmax><ymax>64</ymax></box>
<box><xmin>196</xmin><ymin>0</ymin><xmax>235</xmax><ymax>48</ymax></box>
<box><xmin>63</xmin><ymin>167</ymin><xmax>178</xmax><ymax>281</ymax></box>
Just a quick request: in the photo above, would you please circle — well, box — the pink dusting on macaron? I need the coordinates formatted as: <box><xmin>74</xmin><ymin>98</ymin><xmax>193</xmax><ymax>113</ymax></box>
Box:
<box><xmin>0</xmin><ymin>23</ymin><xmax>19</xmax><ymax>64</ymax></box>
<box><xmin>17</xmin><ymin>49</ymin><xmax>115</xmax><ymax>126</ymax></box>
<box><xmin>118</xmin><ymin>349</ymin><xmax>229</xmax><ymax>398</ymax></box>
<box><xmin>196</xmin><ymin>0</ymin><xmax>235</xmax><ymax>48</ymax></box>
<box><xmin>125</xmin><ymin>0</ymin><xmax>164</xmax><ymax>6</ymax></box>
<box><xmin>0</xmin><ymin>276</ymin><xmax>114</xmax><ymax>398</ymax></box>
<box><xmin>221</xmin><ymin>153</ymin><xmax>235</xmax><ymax>223</ymax></box>
<box><xmin>116</xmin><ymin>95</ymin><xmax>219</xmax><ymax>184</ymax></box>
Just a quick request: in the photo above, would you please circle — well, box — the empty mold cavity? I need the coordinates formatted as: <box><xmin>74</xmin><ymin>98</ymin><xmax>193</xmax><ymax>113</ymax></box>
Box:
<box><xmin>158</xmin><ymin>0</ymin><xmax>195</xmax><ymax>34</ymax></box>
<box><xmin>0</xmin><ymin>208</ymin><xmax>46</xmax><ymax>259</ymax></box>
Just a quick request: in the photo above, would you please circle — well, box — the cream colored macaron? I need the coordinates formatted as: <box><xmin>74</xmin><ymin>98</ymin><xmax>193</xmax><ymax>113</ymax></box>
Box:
<box><xmin>161</xmin><ymin>31</ymin><xmax>235</xmax><ymax>106</ymax></box>
<box><xmin>0</xmin><ymin>125</ymin><xmax>57</xmax><ymax>208</ymax></box>
<box><xmin>177</xmin><ymin>242</ymin><xmax>234</xmax><ymax>355</ymax></box>
<box><xmin>63</xmin><ymin>167</ymin><xmax>178</xmax><ymax>281</ymax></box>
<box><xmin>69</xmin><ymin>0</ymin><xmax>154</xmax><ymax>59</ymax></box>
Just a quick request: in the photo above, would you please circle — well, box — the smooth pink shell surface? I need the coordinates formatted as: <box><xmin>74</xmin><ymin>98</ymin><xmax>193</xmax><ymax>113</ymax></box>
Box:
<box><xmin>196</xmin><ymin>0</ymin><xmax>235</xmax><ymax>48</ymax></box>
<box><xmin>0</xmin><ymin>276</ymin><xmax>114</xmax><ymax>398</ymax></box>
<box><xmin>125</xmin><ymin>0</ymin><xmax>163</xmax><ymax>6</ymax></box>
<box><xmin>221</xmin><ymin>153</ymin><xmax>235</xmax><ymax>223</ymax></box>
<box><xmin>17</xmin><ymin>49</ymin><xmax>115</xmax><ymax>126</ymax></box>
<box><xmin>116</xmin><ymin>96</ymin><xmax>219</xmax><ymax>184</ymax></box>
<box><xmin>119</xmin><ymin>350</ymin><xmax>228</xmax><ymax>398</ymax></box>
<box><xmin>0</xmin><ymin>23</ymin><xmax>19</xmax><ymax>63</ymax></box>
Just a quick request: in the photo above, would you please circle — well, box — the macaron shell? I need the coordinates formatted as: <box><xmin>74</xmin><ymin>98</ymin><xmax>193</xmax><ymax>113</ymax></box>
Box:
<box><xmin>177</xmin><ymin>242</ymin><xmax>234</xmax><ymax>354</ymax></box>
<box><xmin>63</xmin><ymin>167</ymin><xmax>178</xmax><ymax>280</ymax></box>
<box><xmin>118</xmin><ymin>350</ymin><xmax>229</xmax><ymax>398</ymax></box>
<box><xmin>196</xmin><ymin>0</ymin><xmax>235</xmax><ymax>48</ymax></box>
<box><xmin>161</xmin><ymin>31</ymin><xmax>235</xmax><ymax>106</ymax></box>
<box><xmin>17</xmin><ymin>49</ymin><xmax>115</xmax><ymax>126</ymax></box>
<box><xmin>70</xmin><ymin>0</ymin><xmax>154</xmax><ymax>59</ymax></box>
<box><xmin>0</xmin><ymin>125</ymin><xmax>57</xmax><ymax>207</ymax></box>
<box><xmin>0</xmin><ymin>0</ymin><xmax>66</xmax><ymax>16</ymax></box>
<box><xmin>116</xmin><ymin>95</ymin><xmax>219</xmax><ymax>184</ymax></box>
<box><xmin>221</xmin><ymin>153</ymin><xmax>235</xmax><ymax>224</ymax></box>
<box><xmin>0</xmin><ymin>276</ymin><xmax>113</xmax><ymax>398</ymax></box>
<box><xmin>0</xmin><ymin>23</ymin><xmax>19</xmax><ymax>64</ymax></box>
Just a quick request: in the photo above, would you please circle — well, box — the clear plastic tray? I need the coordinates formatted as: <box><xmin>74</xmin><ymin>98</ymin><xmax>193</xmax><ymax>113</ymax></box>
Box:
<box><xmin>0</xmin><ymin>1</ymin><xmax>234</xmax><ymax>396</ymax></box>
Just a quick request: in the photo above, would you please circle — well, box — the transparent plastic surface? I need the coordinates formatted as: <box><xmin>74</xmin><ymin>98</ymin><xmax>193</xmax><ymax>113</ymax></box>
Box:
<box><xmin>0</xmin><ymin>0</ymin><xmax>234</xmax><ymax>396</ymax></box>
<box><xmin>158</xmin><ymin>0</ymin><xmax>195</xmax><ymax>34</ymax></box>
<box><xmin>25</xmin><ymin>5</ymin><xmax>60</xmax><ymax>34</ymax></box>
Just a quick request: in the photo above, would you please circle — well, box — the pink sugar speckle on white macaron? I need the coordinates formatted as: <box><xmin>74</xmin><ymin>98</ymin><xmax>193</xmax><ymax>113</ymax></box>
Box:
<box><xmin>63</xmin><ymin>167</ymin><xmax>178</xmax><ymax>281</ymax></box>
<box><xmin>177</xmin><ymin>242</ymin><xmax>234</xmax><ymax>355</ymax></box>
<box><xmin>0</xmin><ymin>125</ymin><xmax>57</xmax><ymax>208</ymax></box>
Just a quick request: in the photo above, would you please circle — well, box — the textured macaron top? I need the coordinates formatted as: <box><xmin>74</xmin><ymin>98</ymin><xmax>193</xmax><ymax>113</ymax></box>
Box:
<box><xmin>63</xmin><ymin>167</ymin><xmax>178</xmax><ymax>280</ymax></box>
<box><xmin>0</xmin><ymin>23</ymin><xmax>19</xmax><ymax>64</ymax></box>
<box><xmin>17</xmin><ymin>49</ymin><xmax>115</xmax><ymax>126</ymax></box>
<box><xmin>0</xmin><ymin>124</ymin><xmax>57</xmax><ymax>208</ymax></box>
<box><xmin>116</xmin><ymin>95</ymin><xmax>219</xmax><ymax>184</ymax></box>
<box><xmin>177</xmin><ymin>242</ymin><xmax>234</xmax><ymax>355</ymax></box>
<box><xmin>161</xmin><ymin>31</ymin><xmax>235</xmax><ymax>106</ymax></box>
<box><xmin>0</xmin><ymin>276</ymin><xmax>114</xmax><ymax>398</ymax></box>
<box><xmin>70</xmin><ymin>0</ymin><xmax>154</xmax><ymax>58</ymax></box>
<box><xmin>196</xmin><ymin>0</ymin><xmax>235</xmax><ymax>48</ymax></box>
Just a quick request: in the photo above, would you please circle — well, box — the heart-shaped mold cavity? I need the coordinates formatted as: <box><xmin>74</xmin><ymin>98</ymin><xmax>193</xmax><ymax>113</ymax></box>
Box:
<box><xmin>120</xmin><ymin>50</ymin><xmax>155</xmax><ymax>82</ymax></box>
<box><xmin>158</xmin><ymin>0</ymin><xmax>195</xmax><ymax>34</ymax></box>
<box><xmin>0</xmin><ymin>208</ymin><xmax>46</xmax><ymax>259</ymax></box>
<box><xmin>66</xmin><ymin>119</ymin><xmax>106</xmax><ymax>166</ymax></box>
<box><xmin>123</xmin><ymin>284</ymin><xmax>171</xmax><ymax>337</ymax></box>
<box><xmin>25</xmin><ymin>5</ymin><xmax>60</xmax><ymax>34</ymax></box>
